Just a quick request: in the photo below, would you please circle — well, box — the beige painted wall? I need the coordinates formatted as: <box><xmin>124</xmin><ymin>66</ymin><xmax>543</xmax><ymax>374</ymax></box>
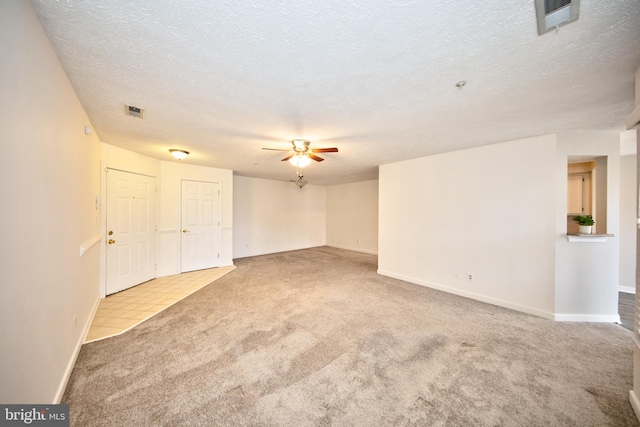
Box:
<box><xmin>233</xmin><ymin>176</ymin><xmax>326</xmax><ymax>258</ymax></box>
<box><xmin>0</xmin><ymin>1</ymin><xmax>101</xmax><ymax>403</ymax></box>
<box><xmin>159</xmin><ymin>161</ymin><xmax>234</xmax><ymax>273</ymax></box>
<box><xmin>554</xmin><ymin>131</ymin><xmax>621</xmax><ymax>321</ymax></box>
<box><xmin>326</xmin><ymin>180</ymin><xmax>379</xmax><ymax>255</ymax></box>
<box><xmin>101</xmin><ymin>143</ymin><xmax>234</xmax><ymax>282</ymax></box>
<box><xmin>620</xmin><ymin>154</ymin><xmax>637</xmax><ymax>291</ymax></box>
<box><xmin>380</xmin><ymin>131</ymin><xmax>623</xmax><ymax>321</ymax></box>
<box><xmin>379</xmin><ymin>135</ymin><xmax>557</xmax><ymax>318</ymax></box>
<box><xmin>628</xmin><ymin>66</ymin><xmax>640</xmax><ymax>421</ymax></box>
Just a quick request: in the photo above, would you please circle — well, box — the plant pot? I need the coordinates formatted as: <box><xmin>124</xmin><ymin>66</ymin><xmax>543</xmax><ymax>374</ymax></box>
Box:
<box><xmin>579</xmin><ymin>225</ymin><xmax>592</xmax><ymax>234</ymax></box>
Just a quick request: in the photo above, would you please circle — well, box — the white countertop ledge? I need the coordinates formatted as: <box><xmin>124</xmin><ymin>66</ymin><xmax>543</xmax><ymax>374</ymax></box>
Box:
<box><xmin>566</xmin><ymin>234</ymin><xmax>614</xmax><ymax>243</ymax></box>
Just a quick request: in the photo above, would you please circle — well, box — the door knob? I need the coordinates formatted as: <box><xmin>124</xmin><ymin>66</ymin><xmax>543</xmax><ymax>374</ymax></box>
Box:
<box><xmin>182</xmin><ymin>229</ymin><xmax>190</xmax><ymax>233</ymax></box>
<box><xmin>108</xmin><ymin>239</ymin><xmax>116</xmax><ymax>244</ymax></box>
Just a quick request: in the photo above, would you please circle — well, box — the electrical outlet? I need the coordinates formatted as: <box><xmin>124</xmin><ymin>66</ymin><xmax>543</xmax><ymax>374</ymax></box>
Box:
<box><xmin>467</xmin><ymin>273</ymin><xmax>473</xmax><ymax>281</ymax></box>
<box><xmin>453</xmin><ymin>270</ymin><xmax>460</xmax><ymax>278</ymax></box>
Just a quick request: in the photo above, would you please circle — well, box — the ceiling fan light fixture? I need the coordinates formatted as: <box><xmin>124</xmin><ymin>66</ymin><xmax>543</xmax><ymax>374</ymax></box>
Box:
<box><xmin>289</xmin><ymin>154</ymin><xmax>311</xmax><ymax>167</ymax></box>
<box><xmin>294</xmin><ymin>176</ymin><xmax>308</xmax><ymax>188</ymax></box>
<box><xmin>169</xmin><ymin>149</ymin><xmax>189</xmax><ymax>160</ymax></box>
<box><xmin>292</xmin><ymin>139</ymin><xmax>310</xmax><ymax>152</ymax></box>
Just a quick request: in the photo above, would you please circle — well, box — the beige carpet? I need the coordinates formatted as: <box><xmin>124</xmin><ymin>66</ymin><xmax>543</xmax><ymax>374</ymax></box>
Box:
<box><xmin>63</xmin><ymin>247</ymin><xmax>638</xmax><ymax>426</ymax></box>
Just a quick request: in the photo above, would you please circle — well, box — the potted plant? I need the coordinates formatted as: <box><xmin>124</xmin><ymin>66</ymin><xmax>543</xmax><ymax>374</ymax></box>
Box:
<box><xmin>572</xmin><ymin>215</ymin><xmax>594</xmax><ymax>234</ymax></box>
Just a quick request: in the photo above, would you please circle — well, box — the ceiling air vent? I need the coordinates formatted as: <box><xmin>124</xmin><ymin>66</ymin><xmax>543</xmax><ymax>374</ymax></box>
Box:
<box><xmin>535</xmin><ymin>0</ymin><xmax>580</xmax><ymax>35</ymax></box>
<box><xmin>124</xmin><ymin>104</ymin><xmax>144</xmax><ymax>119</ymax></box>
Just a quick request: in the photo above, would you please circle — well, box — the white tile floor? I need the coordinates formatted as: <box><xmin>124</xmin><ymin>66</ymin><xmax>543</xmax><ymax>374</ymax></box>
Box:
<box><xmin>85</xmin><ymin>266</ymin><xmax>235</xmax><ymax>343</ymax></box>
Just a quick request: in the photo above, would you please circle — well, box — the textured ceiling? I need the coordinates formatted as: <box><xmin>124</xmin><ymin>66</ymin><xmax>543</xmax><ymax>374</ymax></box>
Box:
<box><xmin>31</xmin><ymin>0</ymin><xmax>640</xmax><ymax>185</ymax></box>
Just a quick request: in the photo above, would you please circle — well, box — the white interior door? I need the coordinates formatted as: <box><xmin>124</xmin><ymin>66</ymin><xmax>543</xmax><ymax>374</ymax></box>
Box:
<box><xmin>106</xmin><ymin>169</ymin><xmax>156</xmax><ymax>295</ymax></box>
<box><xmin>181</xmin><ymin>180</ymin><xmax>221</xmax><ymax>273</ymax></box>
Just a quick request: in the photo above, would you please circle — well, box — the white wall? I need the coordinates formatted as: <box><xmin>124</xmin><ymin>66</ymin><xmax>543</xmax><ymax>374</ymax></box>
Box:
<box><xmin>620</xmin><ymin>154</ymin><xmax>637</xmax><ymax>292</ymax></box>
<box><xmin>379</xmin><ymin>135</ymin><xmax>557</xmax><ymax>318</ymax></box>
<box><xmin>326</xmin><ymin>180</ymin><xmax>379</xmax><ymax>254</ymax></box>
<box><xmin>554</xmin><ymin>131</ymin><xmax>621</xmax><ymax>321</ymax></box>
<box><xmin>0</xmin><ymin>0</ymin><xmax>101</xmax><ymax>403</ymax></box>
<box><xmin>101</xmin><ymin>143</ymin><xmax>161</xmax><ymax>177</ymax></box>
<box><xmin>233</xmin><ymin>176</ymin><xmax>326</xmax><ymax>258</ymax></box>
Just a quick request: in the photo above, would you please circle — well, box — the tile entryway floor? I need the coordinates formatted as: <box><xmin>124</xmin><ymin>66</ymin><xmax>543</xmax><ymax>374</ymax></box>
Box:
<box><xmin>85</xmin><ymin>266</ymin><xmax>235</xmax><ymax>343</ymax></box>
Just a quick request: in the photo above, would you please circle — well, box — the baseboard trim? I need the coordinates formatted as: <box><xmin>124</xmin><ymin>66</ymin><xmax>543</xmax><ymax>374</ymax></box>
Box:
<box><xmin>554</xmin><ymin>313</ymin><xmax>621</xmax><ymax>323</ymax></box>
<box><xmin>326</xmin><ymin>244</ymin><xmax>377</xmax><ymax>255</ymax></box>
<box><xmin>630</xmin><ymin>390</ymin><xmax>640</xmax><ymax>422</ymax></box>
<box><xmin>53</xmin><ymin>294</ymin><xmax>101</xmax><ymax>403</ymax></box>
<box><xmin>631</xmin><ymin>338</ymin><xmax>640</xmax><ymax>423</ymax></box>
<box><xmin>620</xmin><ymin>286</ymin><xmax>636</xmax><ymax>294</ymax></box>
<box><xmin>233</xmin><ymin>245</ymin><xmax>326</xmax><ymax>260</ymax></box>
<box><xmin>377</xmin><ymin>269</ymin><xmax>554</xmax><ymax>320</ymax></box>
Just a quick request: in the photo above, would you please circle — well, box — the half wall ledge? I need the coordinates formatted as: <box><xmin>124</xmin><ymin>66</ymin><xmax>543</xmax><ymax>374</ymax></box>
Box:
<box><xmin>566</xmin><ymin>234</ymin><xmax>614</xmax><ymax>243</ymax></box>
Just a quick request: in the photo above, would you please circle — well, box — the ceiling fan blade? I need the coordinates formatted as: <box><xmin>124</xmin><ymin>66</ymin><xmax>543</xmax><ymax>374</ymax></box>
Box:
<box><xmin>281</xmin><ymin>154</ymin><xmax>294</xmax><ymax>161</ymax></box>
<box><xmin>308</xmin><ymin>153</ymin><xmax>324</xmax><ymax>162</ymax></box>
<box><xmin>262</xmin><ymin>148</ymin><xmax>290</xmax><ymax>151</ymax></box>
<box><xmin>311</xmin><ymin>147</ymin><xmax>338</xmax><ymax>153</ymax></box>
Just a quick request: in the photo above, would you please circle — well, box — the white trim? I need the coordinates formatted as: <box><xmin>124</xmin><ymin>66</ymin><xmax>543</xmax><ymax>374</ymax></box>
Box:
<box><xmin>160</xmin><ymin>229</ymin><xmax>179</xmax><ymax>234</ymax></box>
<box><xmin>53</xmin><ymin>294</ymin><xmax>101</xmax><ymax>403</ymax></box>
<box><xmin>625</xmin><ymin>103</ymin><xmax>640</xmax><ymax>130</ymax></box>
<box><xmin>620</xmin><ymin>286</ymin><xmax>636</xmax><ymax>294</ymax></box>
<box><xmin>630</xmin><ymin>391</ymin><xmax>640</xmax><ymax>422</ymax></box>
<box><xmin>326</xmin><ymin>244</ymin><xmax>378</xmax><ymax>255</ymax></box>
<box><xmin>631</xmin><ymin>339</ymin><xmax>640</xmax><ymax>422</ymax></box>
<box><xmin>233</xmin><ymin>245</ymin><xmax>326</xmax><ymax>260</ymax></box>
<box><xmin>566</xmin><ymin>234</ymin><xmax>612</xmax><ymax>243</ymax></box>
<box><xmin>377</xmin><ymin>269</ymin><xmax>554</xmax><ymax>320</ymax></box>
<box><xmin>553</xmin><ymin>313</ymin><xmax>621</xmax><ymax>323</ymax></box>
<box><xmin>79</xmin><ymin>233</ymin><xmax>101</xmax><ymax>257</ymax></box>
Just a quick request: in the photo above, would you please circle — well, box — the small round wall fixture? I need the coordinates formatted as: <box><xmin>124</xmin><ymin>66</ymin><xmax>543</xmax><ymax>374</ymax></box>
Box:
<box><xmin>169</xmin><ymin>149</ymin><xmax>189</xmax><ymax>160</ymax></box>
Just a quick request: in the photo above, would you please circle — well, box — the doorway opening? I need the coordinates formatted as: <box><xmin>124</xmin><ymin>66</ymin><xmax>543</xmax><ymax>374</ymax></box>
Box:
<box><xmin>567</xmin><ymin>156</ymin><xmax>607</xmax><ymax>234</ymax></box>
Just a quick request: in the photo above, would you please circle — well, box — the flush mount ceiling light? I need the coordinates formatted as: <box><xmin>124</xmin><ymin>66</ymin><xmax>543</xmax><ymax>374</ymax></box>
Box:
<box><xmin>169</xmin><ymin>149</ymin><xmax>189</xmax><ymax>160</ymax></box>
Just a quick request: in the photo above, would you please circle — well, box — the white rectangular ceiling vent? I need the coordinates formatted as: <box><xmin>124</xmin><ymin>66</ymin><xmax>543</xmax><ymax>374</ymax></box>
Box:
<box><xmin>124</xmin><ymin>104</ymin><xmax>144</xmax><ymax>119</ymax></box>
<box><xmin>535</xmin><ymin>0</ymin><xmax>580</xmax><ymax>35</ymax></box>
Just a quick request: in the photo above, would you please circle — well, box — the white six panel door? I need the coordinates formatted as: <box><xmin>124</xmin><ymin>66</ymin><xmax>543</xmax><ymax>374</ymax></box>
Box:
<box><xmin>181</xmin><ymin>180</ymin><xmax>221</xmax><ymax>273</ymax></box>
<box><xmin>106</xmin><ymin>170</ymin><xmax>157</xmax><ymax>295</ymax></box>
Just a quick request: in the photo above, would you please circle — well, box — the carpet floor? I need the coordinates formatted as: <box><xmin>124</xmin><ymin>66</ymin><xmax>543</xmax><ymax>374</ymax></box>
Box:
<box><xmin>63</xmin><ymin>247</ymin><xmax>638</xmax><ymax>426</ymax></box>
